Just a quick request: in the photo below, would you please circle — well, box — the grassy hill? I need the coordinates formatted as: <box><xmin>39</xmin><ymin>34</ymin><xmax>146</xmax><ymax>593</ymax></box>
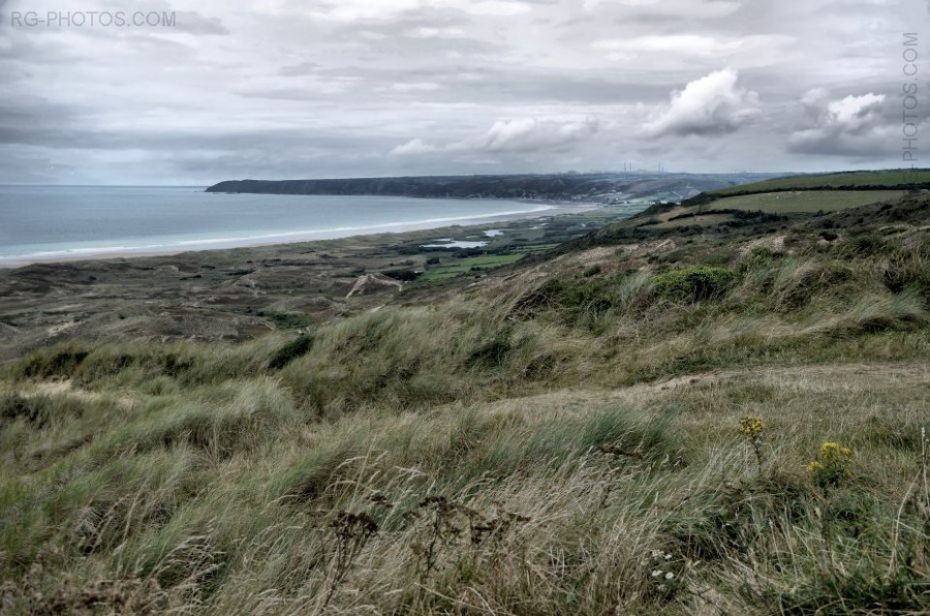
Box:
<box><xmin>584</xmin><ymin>169</ymin><xmax>930</xmax><ymax>243</ymax></box>
<box><xmin>2</xmin><ymin>178</ymin><xmax>930</xmax><ymax>614</ymax></box>
<box><xmin>707</xmin><ymin>190</ymin><xmax>905</xmax><ymax>214</ymax></box>
<box><xmin>711</xmin><ymin>168</ymin><xmax>930</xmax><ymax>196</ymax></box>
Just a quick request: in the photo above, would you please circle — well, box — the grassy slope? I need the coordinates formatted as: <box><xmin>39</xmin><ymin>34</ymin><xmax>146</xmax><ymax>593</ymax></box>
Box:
<box><xmin>709</xmin><ymin>190</ymin><xmax>905</xmax><ymax>214</ymax></box>
<box><xmin>607</xmin><ymin>169</ymin><xmax>930</xmax><ymax>237</ymax></box>
<box><xmin>2</xmin><ymin>188</ymin><xmax>930</xmax><ymax>614</ymax></box>
<box><xmin>712</xmin><ymin>169</ymin><xmax>930</xmax><ymax>196</ymax></box>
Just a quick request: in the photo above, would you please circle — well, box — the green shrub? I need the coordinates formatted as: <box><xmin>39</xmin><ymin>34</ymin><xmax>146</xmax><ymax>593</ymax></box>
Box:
<box><xmin>749</xmin><ymin>246</ymin><xmax>775</xmax><ymax>265</ymax></box>
<box><xmin>382</xmin><ymin>269</ymin><xmax>421</xmax><ymax>282</ymax></box>
<box><xmin>71</xmin><ymin>351</ymin><xmax>134</xmax><ymax>385</ymax></box>
<box><xmin>843</xmin><ymin>232</ymin><xmax>890</xmax><ymax>257</ymax></box>
<box><xmin>257</xmin><ymin>311</ymin><xmax>314</xmax><ymax>329</ymax></box>
<box><xmin>17</xmin><ymin>347</ymin><xmax>89</xmax><ymax>380</ymax></box>
<box><xmin>513</xmin><ymin>273</ymin><xmax>656</xmax><ymax>325</ymax></box>
<box><xmin>773</xmin><ymin>261</ymin><xmax>855</xmax><ymax>311</ymax></box>
<box><xmin>883</xmin><ymin>244</ymin><xmax>930</xmax><ymax>301</ymax></box>
<box><xmin>556</xmin><ymin>280</ymin><xmax>616</xmax><ymax>317</ymax></box>
<box><xmin>268</xmin><ymin>335</ymin><xmax>314</xmax><ymax>370</ymax></box>
<box><xmin>652</xmin><ymin>266</ymin><xmax>738</xmax><ymax>302</ymax></box>
<box><xmin>0</xmin><ymin>393</ymin><xmax>46</xmax><ymax>427</ymax></box>
<box><xmin>466</xmin><ymin>327</ymin><xmax>513</xmax><ymax>369</ymax></box>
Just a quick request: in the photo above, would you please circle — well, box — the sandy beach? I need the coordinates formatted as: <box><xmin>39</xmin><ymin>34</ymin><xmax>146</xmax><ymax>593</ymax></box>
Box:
<box><xmin>0</xmin><ymin>192</ymin><xmax>600</xmax><ymax>268</ymax></box>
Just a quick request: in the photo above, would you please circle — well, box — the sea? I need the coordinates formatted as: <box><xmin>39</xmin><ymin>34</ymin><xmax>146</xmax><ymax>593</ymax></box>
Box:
<box><xmin>0</xmin><ymin>185</ymin><xmax>554</xmax><ymax>266</ymax></box>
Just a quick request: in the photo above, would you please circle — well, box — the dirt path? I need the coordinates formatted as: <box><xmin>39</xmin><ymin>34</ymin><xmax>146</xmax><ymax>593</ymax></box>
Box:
<box><xmin>7</xmin><ymin>361</ymin><xmax>926</xmax><ymax>420</ymax></box>
<box><xmin>470</xmin><ymin>361</ymin><xmax>930</xmax><ymax>418</ymax></box>
<box><xmin>9</xmin><ymin>380</ymin><xmax>140</xmax><ymax>408</ymax></box>
<box><xmin>648</xmin><ymin>361</ymin><xmax>930</xmax><ymax>391</ymax></box>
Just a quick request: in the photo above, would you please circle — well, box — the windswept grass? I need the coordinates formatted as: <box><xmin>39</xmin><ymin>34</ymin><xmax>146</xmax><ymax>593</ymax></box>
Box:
<box><xmin>2</xmin><ymin>198</ymin><xmax>930</xmax><ymax>614</ymax></box>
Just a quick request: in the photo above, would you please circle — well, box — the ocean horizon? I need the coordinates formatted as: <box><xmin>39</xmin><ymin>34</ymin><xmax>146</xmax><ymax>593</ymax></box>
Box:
<box><xmin>0</xmin><ymin>185</ymin><xmax>555</xmax><ymax>266</ymax></box>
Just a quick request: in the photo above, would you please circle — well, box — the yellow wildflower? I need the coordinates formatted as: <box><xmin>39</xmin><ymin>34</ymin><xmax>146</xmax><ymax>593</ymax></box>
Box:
<box><xmin>738</xmin><ymin>416</ymin><xmax>764</xmax><ymax>439</ymax></box>
<box><xmin>738</xmin><ymin>416</ymin><xmax>766</xmax><ymax>469</ymax></box>
<box><xmin>806</xmin><ymin>441</ymin><xmax>853</xmax><ymax>487</ymax></box>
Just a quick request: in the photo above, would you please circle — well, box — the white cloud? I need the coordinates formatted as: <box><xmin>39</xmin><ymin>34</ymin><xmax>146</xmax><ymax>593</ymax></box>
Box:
<box><xmin>405</xmin><ymin>27</ymin><xmax>467</xmax><ymax>39</ymax></box>
<box><xmin>594</xmin><ymin>35</ymin><xmax>741</xmax><ymax>58</ymax></box>
<box><xmin>459</xmin><ymin>1</ymin><xmax>531</xmax><ymax>16</ymax></box>
<box><xmin>303</xmin><ymin>0</ymin><xmax>530</xmax><ymax>21</ymax></box>
<box><xmin>460</xmin><ymin>117</ymin><xmax>599</xmax><ymax>152</ymax></box>
<box><xmin>642</xmin><ymin>68</ymin><xmax>760</xmax><ymax>138</ymax></box>
<box><xmin>583</xmin><ymin>0</ymin><xmax>741</xmax><ymax>18</ymax></box>
<box><xmin>593</xmin><ymin>34</ymin><xmax>793</xmax><ymax>65</ymax></box>
<box><xmin>304</xmin><ymin>0</ymin><xmax>420</xmax><ymax>21</ymax></box>
<box><xmin>788</xmin><ymin>90</ymin><xmax>892</xmax><ymax>157</ymax></box>
<box><xmin>390</xmin><ymin>138</ymin><xmax>439</xmax><ymax>156</ymax></box>
<box><xmin>390</xmin><ymin>117</ymin><xmax>599</xmax><ymax>157</ymax></box>
<box><xmin>387</xmin><ymin>82</ymin><xmax>442</xmax><ymax>92</ymax></box>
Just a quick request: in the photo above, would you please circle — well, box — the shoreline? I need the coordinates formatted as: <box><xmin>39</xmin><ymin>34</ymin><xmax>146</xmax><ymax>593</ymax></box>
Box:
<box><xmin>0</xmin><ymin>199</ymin><xmax>597</xmax><ymax>269</ymax></box>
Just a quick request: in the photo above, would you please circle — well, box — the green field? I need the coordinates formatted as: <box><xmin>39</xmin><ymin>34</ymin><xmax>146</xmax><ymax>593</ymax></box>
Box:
<box><xmin>654</xmin><ymin>213</ymin><xmax>733</xmax><ymax>229</ymax></box>
<box><xmin>420</xmin><ymin>253</ymin><xmax>524</xmax><ymax>281</ymax></box>
<box><xmin>715</xmin><ymin>169</ymin><xmax>930</xmax><ymax>196</ymax></box>
<box><xmin>511</xmin><ymin>242</ymin><xmax>560</xmax><ymax>254</ymax></box>
<box><xmin>710</xmin><ymin>190</ymin><xmax>905</xmax><ymax>214</ymax></box>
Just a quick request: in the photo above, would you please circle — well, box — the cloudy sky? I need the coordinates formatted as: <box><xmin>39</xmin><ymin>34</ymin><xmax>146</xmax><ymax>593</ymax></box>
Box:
<box><xmin>0</xmin><ymin>0</ymin><xmax>924</xmax><ymax>184</ymax></box>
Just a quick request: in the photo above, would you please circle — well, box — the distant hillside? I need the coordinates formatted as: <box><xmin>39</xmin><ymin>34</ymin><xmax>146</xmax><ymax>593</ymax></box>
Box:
<box><xmin>574</xmin><ymin>170</ymin><xmax>930</xmax><ymax>248</ymax></box>
<box><xmin>205</xmin><ymin>172</ymin><xmax>774</xmax><ymax>204</ymax></box>
<box><xmin>702</xmin><ymin>168</ymin><xmax>930</xmax><ymax>200</ymax></box>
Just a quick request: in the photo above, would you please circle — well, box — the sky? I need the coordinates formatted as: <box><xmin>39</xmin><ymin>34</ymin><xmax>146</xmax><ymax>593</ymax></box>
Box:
<box><xmin>0</xmin><ymin>0</ymin><xmax>925</xmax><ymax>184</ymax></box>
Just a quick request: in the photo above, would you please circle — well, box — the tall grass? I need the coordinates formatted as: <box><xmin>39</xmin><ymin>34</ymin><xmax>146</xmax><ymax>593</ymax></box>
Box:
<box><xmin>1</xmin><ymin>229</ymin><xmax>930</xmax><ymax>613</ymax></box>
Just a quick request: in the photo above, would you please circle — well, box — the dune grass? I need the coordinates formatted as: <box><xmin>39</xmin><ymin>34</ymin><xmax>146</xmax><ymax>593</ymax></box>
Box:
<box><xmin>2</xmin><ymin>218</ymin><xmax>930</xmax><ymax>614</ymax></box>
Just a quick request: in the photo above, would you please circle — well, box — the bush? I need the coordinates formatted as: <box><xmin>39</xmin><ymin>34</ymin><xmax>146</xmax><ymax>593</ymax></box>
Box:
<box><xmin>383</xmin><ymin>269</ymin><xmax>421</xmax><ymax>281</ymax></box>
<box><xmin>652</xmin><ymin>266</ymin><xmax>737</xmax><ymax>302</ymax></box>
<box><xmin>773</xmin><ymin>261</ymin><xmax>855</xmax><ymax>311</ymax></box>
<box><xmin>17</xmin><ymin>347</ymin><xmax>89</xmax><ymax>380</ymax></box>
<box><xmin>268</xmin><ymin>335</ymin><xmax>314</xmax><ymax>370</ymax></box>
<box><xmin>843</xmin><ymin>233</ymin><xmax>890</xmax><ymax>257</ymax></box>
<box><xmin>512</xmin><ymin>273</ymin><xmax>656</xmax><ymax>324</ymax></box>
<box><xmin>257</xmin><ymin>311</ymin><xmax>314</xmax><ymax>329</ymax></box>
<box><xmin>0</xmin><ymin>393</ymin><xmax>46</xmax><ymax>426</ymax></box>
<box><xmin>883</xmin><ymin>244</ymin><xmax>930</xmax><ymax>301</ymax></box>
<box><xmin>466</xmin><ymin>327</ymin><xmax>513</xmax><ymax>369</ymax></box>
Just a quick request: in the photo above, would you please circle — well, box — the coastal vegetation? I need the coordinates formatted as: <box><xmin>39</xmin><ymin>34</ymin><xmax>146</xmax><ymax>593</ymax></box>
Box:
<box><xmin>2</xmin><ymin>172</ymin><xmax>930</xmax><ymax>614</ymax></box>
